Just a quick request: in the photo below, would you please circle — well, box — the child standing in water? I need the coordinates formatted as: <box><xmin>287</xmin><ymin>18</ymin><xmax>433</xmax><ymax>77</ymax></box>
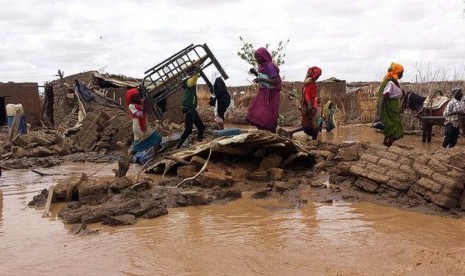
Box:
<box><xmin>323</xmin><ymin>100</ymin><xmax>336</xmax><ymax>132</ymax></box>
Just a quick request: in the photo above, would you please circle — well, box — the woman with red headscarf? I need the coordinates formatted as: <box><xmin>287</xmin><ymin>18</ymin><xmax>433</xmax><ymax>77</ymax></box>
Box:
<box><xmin>373</xmin><ymin>62</ymin><xmax>404</xmax><ymax>147</ymax></box>
<box><xmin>246</xmin><ymin>47</ymin><xmax>282</xmax><ymax>133</ymax></box>
<box><xmin>125</xmin><ymin>87</ymin><xmax>161</xmax><ymax>160</ymax></box>
<box><xmin>280</xmin><ymin>66</ymin><xmax>322</xmax><ymax>139</ymax></box>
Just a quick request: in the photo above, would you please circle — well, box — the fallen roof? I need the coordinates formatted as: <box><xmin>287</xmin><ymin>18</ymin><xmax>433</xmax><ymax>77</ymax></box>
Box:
<box><xmin>146</xmin><ymin>130</ymin><xmax>315</xmax><ymax>176</ymax></box>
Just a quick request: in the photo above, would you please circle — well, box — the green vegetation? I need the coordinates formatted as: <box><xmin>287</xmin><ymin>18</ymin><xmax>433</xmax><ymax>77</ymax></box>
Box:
<box><xmin>237</xmin><ymin>37</ymin><xmax>289</xmax><ymax>68</ymax></box>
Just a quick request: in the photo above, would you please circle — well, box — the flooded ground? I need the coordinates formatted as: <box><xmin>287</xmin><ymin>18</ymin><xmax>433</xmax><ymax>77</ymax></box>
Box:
<box><xmin>291</xmin><ymin>124</ymin><xmax>444</xmax><ymax>154</ymax></box>
<box><xmin>1</xmin><ymin>126</ymin><xmax>465</xmax><ymax>275</ymax></box>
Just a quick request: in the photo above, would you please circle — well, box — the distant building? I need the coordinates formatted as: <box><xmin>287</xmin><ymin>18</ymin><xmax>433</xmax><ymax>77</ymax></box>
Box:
<box><xmin>0</xmin><ymin>82</ymin><xmax>41</xmax><ymax>127</ymax></box>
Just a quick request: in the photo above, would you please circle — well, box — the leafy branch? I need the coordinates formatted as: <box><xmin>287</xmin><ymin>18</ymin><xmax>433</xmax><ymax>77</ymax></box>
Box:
<box><xmin>237</xmin><ymin>37</ymin><xmax>290</xmax><ymax>68</ymax></box>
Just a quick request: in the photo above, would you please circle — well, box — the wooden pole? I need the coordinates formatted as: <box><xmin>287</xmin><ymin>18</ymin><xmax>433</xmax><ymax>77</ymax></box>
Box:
<box><xmin>42</xmin><ymin>185</ymin><xmax>55</xmax><ymax>217</ymax></box>
<box><xmin>57</xmin><ymin>70</ymin><xmax>67</xmax><ymax>123</ymax></box>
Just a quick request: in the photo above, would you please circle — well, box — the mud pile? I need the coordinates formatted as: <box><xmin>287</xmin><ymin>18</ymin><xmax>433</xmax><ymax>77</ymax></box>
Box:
<box><xmin>26</xmin><ymin>131</ymin><xmax>465</xmax><ymax>228</ymax></box>
<box><xmin>28</xmin><ymin>131</ymin><xmax>323</xmax><ymax>225</ymax></box>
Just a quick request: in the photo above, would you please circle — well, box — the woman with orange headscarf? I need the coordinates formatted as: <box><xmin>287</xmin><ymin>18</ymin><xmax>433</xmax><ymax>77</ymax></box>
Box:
<box><xmin>373</xmin><ymin>62</ymin><xmax>404</xmax><ymax>147</ymax></box>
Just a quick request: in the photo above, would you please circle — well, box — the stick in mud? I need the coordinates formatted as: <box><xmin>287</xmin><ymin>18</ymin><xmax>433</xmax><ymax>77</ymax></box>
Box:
<box><xmin>175</xmin><ymin>144</ymin><xmax>215</xmax><ymax>188</ymax></box>
<box><xmin>42</xmin><ymin>185</ymin><xmax>55</xmax><ymax>217</ymax></box>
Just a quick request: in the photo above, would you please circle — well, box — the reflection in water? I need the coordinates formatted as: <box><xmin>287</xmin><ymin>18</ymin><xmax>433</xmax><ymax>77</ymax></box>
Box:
<box><xmin>1</xmin><ymin>128</ymin><xmax>465</xmax><ymax>274</ymax></box>
<box><xmin>292</xmin><ymin>125</ymin><xmax>444</xmax><ymax>153</ymax></box>
<box><xmin>352</xmin><ymin>202</ymin><xmax>465</xmax><ymax>249</ymax></box>
<box><xmin>315</xmin><ymin>202</ymin><xmax>373</xmax><ymax>245</ymax></box>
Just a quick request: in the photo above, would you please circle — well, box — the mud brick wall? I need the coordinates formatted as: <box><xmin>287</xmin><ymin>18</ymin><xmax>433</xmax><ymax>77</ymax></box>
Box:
<box><xmin>105</xmin><ymin>87</ymin><xmax>127</xmax><ymax>107</ymax></box>
<box><xmin>333</xmin><ymin>144</ymin><xmax>465</xmax><ymax>210</ymax></box>
<box><xmin>163</xmin><ymin>88</ymin><xmax>185</xmax><ymax>124</ymax></box>
<box><xmin>61</xmin><ymin>71</ymin><xmax>98</xmax><ymax>87</ymax></box>
<box><xmin>74</xmin><ymin>112</ymin><xmax>101</xmax><ymax>150</ymax></box>
<box><xmin>73</xmin><ymin>109</ymin><xmax>132</xmax><ymax>152</ymax></box>
<box><xmin>51</xmin><ymin>71</ymin><xmax>98</xmax><ymax>126</ymax></box>
<box><xmin>106</xmin><ymin>113</ymin><xmax>132</xmax><ymax>149</ymax></box>
<box><xmin>0</xmin><ymin>82</ymin><xmax>41</xmax><ymax>126</ymax></box>
<box><xmin>356</xmin><ymin>85</ymin><xmax>378</xmax><ymax>123</ymax></box>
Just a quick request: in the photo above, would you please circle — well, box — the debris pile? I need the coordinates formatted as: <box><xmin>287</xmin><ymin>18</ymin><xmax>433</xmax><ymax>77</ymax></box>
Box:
<box><xmin>1</xmin><ymin>130</ymin><xmax>76</xmax><ymax>159</ymax></box>
<box><xmin>28</xmin><ymin>131</ymin><xmax>321</xmax><ymax>226</ymax></box>
<box><xmin>330</xmin><ymin>143</ymin><xmax>465</xmax><ymax>214</ymax></box>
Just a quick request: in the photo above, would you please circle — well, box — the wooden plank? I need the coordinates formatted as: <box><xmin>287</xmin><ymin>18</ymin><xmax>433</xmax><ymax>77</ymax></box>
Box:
<box><xmin>8</xmin><ymin>113</ymin><xmax>20</xmax><ymax>142</ymax></box>
<box><xmin>42</xmin><ymin>185</ymin><xmax>55</xmax><ymax>217</ymax></box>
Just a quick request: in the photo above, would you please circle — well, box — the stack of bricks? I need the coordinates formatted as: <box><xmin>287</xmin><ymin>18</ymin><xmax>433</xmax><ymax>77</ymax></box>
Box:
<box><xmin>333</xmin><ymin>144</ymin><xmax>465</xmax><ymax>210</ymax></box>
<box><xmin>73</xmin><ymin>109</ymin><xmax>132</xmax><ymax>152</ymax></box>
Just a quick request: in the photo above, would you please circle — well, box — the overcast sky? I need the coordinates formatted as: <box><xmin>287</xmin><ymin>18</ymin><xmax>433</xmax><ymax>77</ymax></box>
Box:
<box><xmin>1</xmin><ymin>0</ymin><xmax>465</xmax><ymax>87</ymax></box>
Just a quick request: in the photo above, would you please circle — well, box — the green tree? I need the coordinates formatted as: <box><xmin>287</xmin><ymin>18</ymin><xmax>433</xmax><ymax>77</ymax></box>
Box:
<box><xmin>237</xmin><ymin>37</ymin><xmax>289</xmax><ymax>68</ymax></box>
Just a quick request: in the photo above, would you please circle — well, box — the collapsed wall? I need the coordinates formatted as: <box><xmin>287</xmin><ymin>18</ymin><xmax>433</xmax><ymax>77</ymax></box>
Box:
<box><xmin>330</xmin><ymin>143</ymin><xmax>465</xmax><ymax>211</ymax></box>
<box><xmin>72</xmin><ymin>109</ymin><xmax>132</xmax><ymax>153</ymax></box>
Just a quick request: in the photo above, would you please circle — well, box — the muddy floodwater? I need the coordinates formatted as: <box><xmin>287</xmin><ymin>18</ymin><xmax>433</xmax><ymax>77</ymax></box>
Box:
<box><xmin>2</xmin><ymin>126</ymin><xmax>465</xmax><ymax>275</ymax></box>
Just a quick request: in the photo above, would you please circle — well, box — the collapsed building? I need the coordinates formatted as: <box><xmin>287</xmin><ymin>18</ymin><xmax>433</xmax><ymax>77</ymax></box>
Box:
<box><xmin>42</xmin><ymin>71</ymin><xmax>138</xmax><ymax>153</ymax></box>
<box><xmin>0</xmin><ymin>71</ymin><xmax>379</xmax><ymax>161</ymax></box>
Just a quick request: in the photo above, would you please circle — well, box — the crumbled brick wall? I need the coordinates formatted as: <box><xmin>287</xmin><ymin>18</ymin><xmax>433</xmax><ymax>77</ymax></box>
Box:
<box><xmin>332</xmin><ymin>144</ymin><xmax>465</xmax><ymax>210</ymax></box>
<box><xmin>163</xmin><ymin>87</ymin><xmax>185</xmax><ymax>124</ymax></box>
<box><xmin>73</xmin><ymin>108</ymin><xmax>132</xmax><ymax>152</ymax></box>
<box><xmin>50</xmin><ymin>71</ymin><xmax>99</xmax><ymax>127</ymax></box>
<box><xmin>0</xmin><ymin>82</ymin><xmax>41</xmax><ymax>126</ymax></box>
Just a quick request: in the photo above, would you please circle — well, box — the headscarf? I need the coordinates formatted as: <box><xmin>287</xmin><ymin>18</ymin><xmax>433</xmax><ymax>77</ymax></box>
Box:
<box><xmin>383</xmin><ymin>62</ymin><xmax>404</xmax><ymax>81</ymax></box>
<box><xmin>255</xmin><ymin>47</ymin><xmax>279</xmax><ymax>74</ymax></box>
<box><xmin>212</xmin><ymin>72</ymin><xmax>220</xmax><ymax>82</ymax></box>
<box><xmin>451</xmin><ymin>86</ymin><xmax>463</xmax><ymax>97</ymax></box>
<box><xmin>377</xmin><ymin>62</ymin><xmax>404</xmax><ymax>98</ymax></box>
<box><xmin>125</xmin><ymin>88</ymin><xmax>147</xmax><ymax>132</ymax></box>
<box><xmin>307</xmin><ymin>66</ymin><xmax>322</xmax><ymax>82</ymax></box>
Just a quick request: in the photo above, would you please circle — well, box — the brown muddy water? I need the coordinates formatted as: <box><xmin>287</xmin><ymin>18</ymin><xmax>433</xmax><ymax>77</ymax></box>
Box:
<box><xmin>1</xmin><ymin>126</ymin><xmax>465</xmax><ymax>275</ymax></box>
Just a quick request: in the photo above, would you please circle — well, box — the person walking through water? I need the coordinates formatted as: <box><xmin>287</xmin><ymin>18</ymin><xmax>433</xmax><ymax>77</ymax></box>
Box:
<box><xmin>373</xmin><ymin>62</ymin><xmax>404</xmax><ymax>147</ymax></box>
<box><xmin>210</xmin><ymin>73</ymin><xmax>231</xmax><ymax>130</ymax></box>
<box><xmin>125</xmin><ymin>87</ymin><xmax>162</xmax><ymax>162</ymax></box>
<box><xmin>246</xmin><ymin>47</ymin><xmax>282</xmax><ymax>133</ymax></box>
<box><xmin>316</xmin><ymin>97</ymin><xmax>323</xmax><ymax>132</ymax></box>
<box><xmin>323</xmin><ymin>100</ymin><xmax>336</xmax><ymax>132</ymax></box>
<box><xmin>442</xmin><ymin>87</ymin><xmax>465</xmax><ymax>148</ymax></box>
<box><xmin>281</xmin><ymin>66</ymin><xmax>322</xmax><ymax>139</ymax></box>
<box><xmin>176</xmin><ymin>65</ymin><xmax>206</xmax><ymax>149</ymax></box>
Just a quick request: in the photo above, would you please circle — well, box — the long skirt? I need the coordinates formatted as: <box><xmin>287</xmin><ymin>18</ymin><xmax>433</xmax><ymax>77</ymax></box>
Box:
<box><xmin>130</xmin><ymin>130</ymin><xmax>161</xmax><ymax>154</ymax></box>
<box><xmin>246</xmin><ymin>87</ymin><xmax>280</xmax><ymax>132</ymax></box>
<box><xmin>381</xmin><ymin>98</ymin><xmax>403</xmax><ymax>139</ymax></box>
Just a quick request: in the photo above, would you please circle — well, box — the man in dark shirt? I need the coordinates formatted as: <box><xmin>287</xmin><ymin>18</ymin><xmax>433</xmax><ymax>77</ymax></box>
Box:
<box><xmin>176</xmin><ymin>68</ymin><xmax>206</xmax><ymax>149</ymax></box>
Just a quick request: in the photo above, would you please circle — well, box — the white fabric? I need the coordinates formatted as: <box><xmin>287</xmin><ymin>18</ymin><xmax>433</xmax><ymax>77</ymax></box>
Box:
<box><xmin>382</xmin><ymin>81</ymin><xmax>402</xmax><ymax>99</ymax></box>
<box><xmin>129</xmin><ymin>104</ymin><xmax>152</xmax><ymax>141</ymax></box>
<box><xmin>258</xmin><ymin>73</ymin><xmax>274</xmax><ymax>89</ymax></box>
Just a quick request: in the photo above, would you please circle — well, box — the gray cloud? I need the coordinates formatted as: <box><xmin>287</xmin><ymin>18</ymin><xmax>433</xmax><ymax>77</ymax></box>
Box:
<box><xmin>1</xmin><ymin>0</ymin><xmax>465</xmax><ymax>85</ymax></box>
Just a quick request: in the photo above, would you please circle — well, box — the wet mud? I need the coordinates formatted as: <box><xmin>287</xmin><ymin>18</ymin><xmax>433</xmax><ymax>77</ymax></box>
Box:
<box><xmin>3</xmin><ymin>125</ymin><xmax>465</xmax><ymax>275</ymax></box>
<box><xmin>24</xmin><ymin>127</ymin><xmax>465</xmax><ymax>231</ymax></box>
